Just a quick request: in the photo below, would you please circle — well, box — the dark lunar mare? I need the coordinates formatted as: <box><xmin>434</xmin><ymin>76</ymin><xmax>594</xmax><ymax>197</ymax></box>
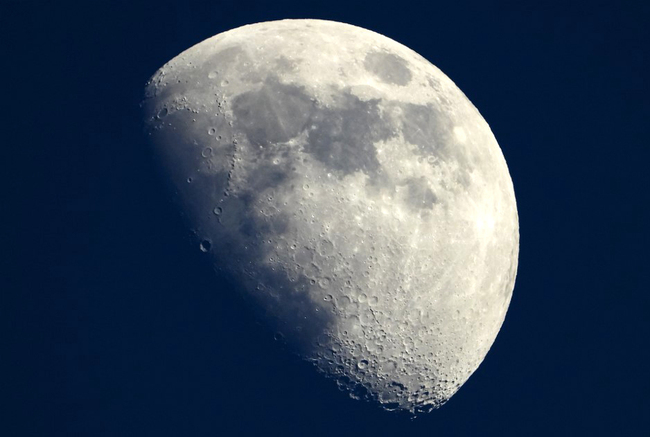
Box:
<box><xmin>363</xmin><ymin>51</ymin><xmax>413</xmax><ymax>86</ymax></box>
<box><xmin>231</xmin><ymin>76</ymin><xmax>395</xmax><ymax>179</ymax></box>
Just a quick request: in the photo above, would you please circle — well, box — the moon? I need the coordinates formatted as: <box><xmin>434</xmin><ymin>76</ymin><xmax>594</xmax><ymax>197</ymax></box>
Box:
<box><xmin>142</xmin><ymin>19</ymin><xmax>519</xmax><ymax>414</ymax></box>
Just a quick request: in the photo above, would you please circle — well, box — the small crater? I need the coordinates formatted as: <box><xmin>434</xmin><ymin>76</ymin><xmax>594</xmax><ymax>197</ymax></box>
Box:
<box><xmin>199</xmin><ymin>240</ymin><xmax>211</xmax><ymax>252</ymax></box>
<box><xmin>317</xmin><ymin>239</ymin><xmax>335</xmax><ymax>257</ymax></box>
<box><xmin>202</xmin><ymin>147</ymin><xmax>213</xmax><ymax>158</ymax></box>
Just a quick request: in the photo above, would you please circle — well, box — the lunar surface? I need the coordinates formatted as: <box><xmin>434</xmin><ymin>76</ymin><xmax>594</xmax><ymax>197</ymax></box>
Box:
<box><xmin>142</xmin><ymin>19</ymin><xmax>519</xmax><ymax>414</ymax></box>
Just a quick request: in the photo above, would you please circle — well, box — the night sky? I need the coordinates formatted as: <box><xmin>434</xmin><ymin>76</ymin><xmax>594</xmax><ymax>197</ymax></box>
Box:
<box><xmin>5</xmin><ymin>1</ymin><xmax>649</xmax><ymax>435</ymax></box>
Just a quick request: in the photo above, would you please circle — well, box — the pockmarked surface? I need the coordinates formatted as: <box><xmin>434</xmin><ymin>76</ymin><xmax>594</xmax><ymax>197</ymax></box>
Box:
<box><xmin>142</xmin><ymin>19</ymin><xmax>519</xmax><ymax>414</ymax></box>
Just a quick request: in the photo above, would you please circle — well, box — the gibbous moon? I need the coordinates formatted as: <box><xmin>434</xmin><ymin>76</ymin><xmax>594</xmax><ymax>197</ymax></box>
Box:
<box><xmin>142</xmin><ymin>19</ymin><xmax>519</xmax><ymax>414</ymax></box>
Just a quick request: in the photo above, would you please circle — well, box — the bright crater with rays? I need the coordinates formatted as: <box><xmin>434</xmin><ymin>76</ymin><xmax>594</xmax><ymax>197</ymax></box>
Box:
<box><xmin>142</xmin><ymin>19</ymin><xmax>519</xmax><ymax>414</ymax></box>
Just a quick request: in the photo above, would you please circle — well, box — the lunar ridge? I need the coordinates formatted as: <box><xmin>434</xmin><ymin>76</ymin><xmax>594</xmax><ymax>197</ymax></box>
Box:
<box><xmin>143</xmin><ymin>19</ymin><xmax>519</xmax><ymax>414</ymax></box>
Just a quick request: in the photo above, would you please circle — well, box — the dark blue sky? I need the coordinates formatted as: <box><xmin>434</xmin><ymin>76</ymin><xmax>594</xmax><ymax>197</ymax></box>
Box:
<box><xmin>5</xmin><ymin>0</ymin><xmax>649</xmax><ymax>435</ymax></box>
